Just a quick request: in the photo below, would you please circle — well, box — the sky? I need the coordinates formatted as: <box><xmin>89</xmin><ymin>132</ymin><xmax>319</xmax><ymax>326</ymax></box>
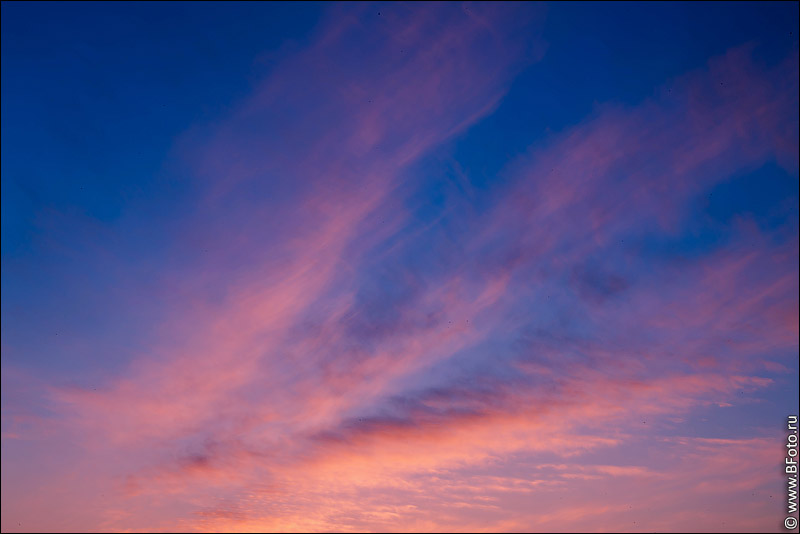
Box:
<box><xmin>1</xmin><ymin>1</ymin><xmax>798</xmax><ymax>532</ymax></box>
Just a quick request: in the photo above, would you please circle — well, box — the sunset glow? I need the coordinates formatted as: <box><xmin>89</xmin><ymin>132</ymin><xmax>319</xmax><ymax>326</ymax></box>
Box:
<box><xmin>1</xmin><ymin>2</ymin><xmax>798</xmax><ymax>532</ymax></box>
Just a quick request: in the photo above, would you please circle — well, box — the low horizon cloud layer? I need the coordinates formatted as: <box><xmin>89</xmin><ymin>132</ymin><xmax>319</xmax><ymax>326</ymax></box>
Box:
<box><xmin>2</xmin><ymin>2</ymin><xmax>799</xmax><ymax>532</ymax></box>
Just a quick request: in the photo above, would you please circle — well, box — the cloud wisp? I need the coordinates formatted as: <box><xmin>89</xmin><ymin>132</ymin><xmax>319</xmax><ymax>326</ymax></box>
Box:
<box><xmin>1</xmin><ymin>3</ymin><xmax>798</xmax><ymax>533</ymax></box>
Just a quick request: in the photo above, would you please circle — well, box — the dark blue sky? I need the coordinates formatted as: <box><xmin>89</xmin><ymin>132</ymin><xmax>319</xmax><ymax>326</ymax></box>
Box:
<box><xmin>2</xmin><ymin>2</ymin><xmax>797</xmax><ymax>257</ymax></box>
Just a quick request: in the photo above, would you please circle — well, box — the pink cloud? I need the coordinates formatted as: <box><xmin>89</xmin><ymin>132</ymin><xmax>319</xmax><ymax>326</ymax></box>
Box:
<box><xmin>2</xmin><ymin>7</ymin><xmax>797</xmax><ymax>533</ymax></box>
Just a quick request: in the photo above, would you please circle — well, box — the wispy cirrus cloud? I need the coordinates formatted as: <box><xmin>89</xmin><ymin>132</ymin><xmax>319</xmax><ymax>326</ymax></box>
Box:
<box><xmin>1</xmin><ymin>3</ymin><xmax>797</xmax><ymax>532</ymax></box>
